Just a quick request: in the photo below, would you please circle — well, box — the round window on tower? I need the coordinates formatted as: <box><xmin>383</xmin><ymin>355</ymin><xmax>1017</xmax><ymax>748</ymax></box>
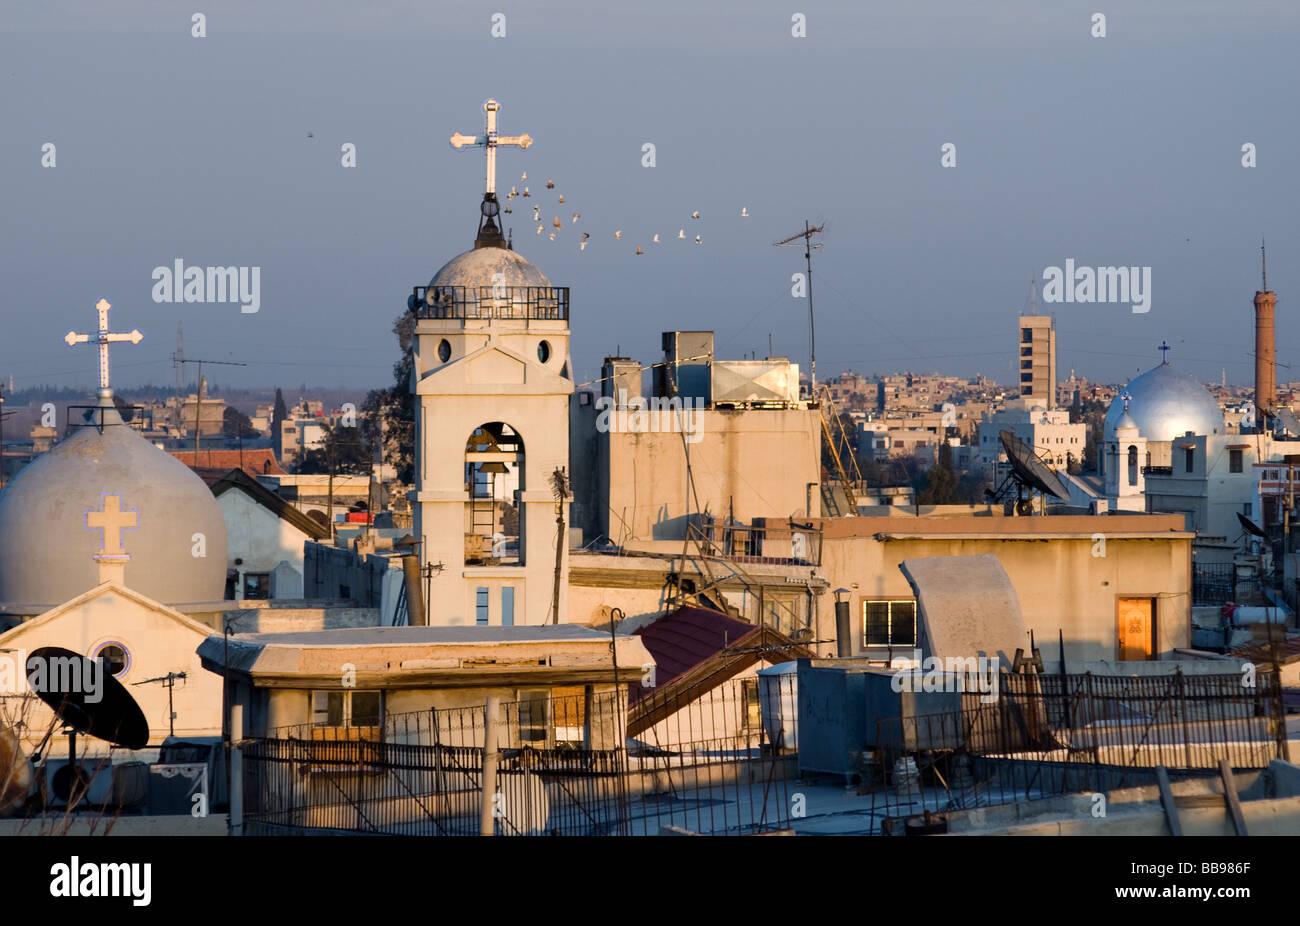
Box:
<box><xmin>438</xmin><ymin>339</ymin><xmax>452</xmax><ymax>363</ymax></box>
<box><xmin>538</xmin><ymin>340</ymin><xmax>552</xmax><ymax>364</ymax></box>
<box><xmin>91</xmin><ymin>641</ymin><xmax>130</xmax><ymax>679</ymax></box>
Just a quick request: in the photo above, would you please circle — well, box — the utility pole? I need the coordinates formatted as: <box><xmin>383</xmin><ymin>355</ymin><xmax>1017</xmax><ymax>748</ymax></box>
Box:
<box><xmin>774</xmin><ymin>221</ymin><xmax>825</xmax><ymax>395</ymax></box>
<box><xmin>178</xmin><ymin>357</ymin><xmax>246</xmax><ymax>465</ymax></box>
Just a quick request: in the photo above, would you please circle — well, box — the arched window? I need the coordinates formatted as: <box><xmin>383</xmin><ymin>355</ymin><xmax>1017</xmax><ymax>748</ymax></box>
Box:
<box><xmin>1127</xmin><ymin>445</ymin><xmax>1138</xmax><ymax>486</ymax></box>
<box><xmin>465</xmin><ymin>423</ymin><xmax>524</xmax><ymax>566</ymax></box>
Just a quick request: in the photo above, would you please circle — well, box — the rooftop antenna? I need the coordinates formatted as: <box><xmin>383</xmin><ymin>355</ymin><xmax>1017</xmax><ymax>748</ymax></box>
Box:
<box><xmin>1028</xmin><ymin>274</ymin><xmax>1038</xmax><ymax>313</ymax></box>
<box><xmin>1262</xmin><ymin>237</ymin><xmax>1268</xmax><ymax>291</ymax></box>
<box><xmin>179</xmin><ymin>356</ymin><xmax>247</xmax><ymax>467</ymax></box>
<box><xmin>171</xmin><ymin>323</ymin><xmax>185</xmax><ymax>394</ymax></box>
<box><xmin>774</xmin><ymin>221</ymin><xmax>825</xmax><ymax>393</ymax></box>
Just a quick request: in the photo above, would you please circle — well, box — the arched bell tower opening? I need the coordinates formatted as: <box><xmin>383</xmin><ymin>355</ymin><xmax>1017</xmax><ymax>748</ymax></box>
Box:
<box><xmin>465</xmin><ymin>422</ymin><xmax>524</xmax><ymax>566</ymax></box>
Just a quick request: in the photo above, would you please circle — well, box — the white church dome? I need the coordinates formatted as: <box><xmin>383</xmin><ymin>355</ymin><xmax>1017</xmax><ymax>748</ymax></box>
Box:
<box><xmin>0</xmin><ymin>398</ymin><xmax>228</xmax><ymax>609</ymax></box>
<box><xmin>431</xmin><ymin>246</ymin><xmax>551</xmax><ymax>290</ymax></box>
<box><xmin>1104</xmin><ymin>362</ymin><xmax>1224</xmax><ymax>443</ymax></box>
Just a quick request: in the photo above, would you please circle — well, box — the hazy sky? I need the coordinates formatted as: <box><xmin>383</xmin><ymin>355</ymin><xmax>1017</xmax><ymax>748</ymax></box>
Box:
<box><xmin>2</xmin><ymin>0</ymin><xmax>1297</xmax><ymax>396</ymax></box>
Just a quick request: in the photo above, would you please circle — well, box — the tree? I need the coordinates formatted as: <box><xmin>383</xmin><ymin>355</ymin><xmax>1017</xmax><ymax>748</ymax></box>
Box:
<box><xmin>294</xmin><ymin>419</ymin><xmax>374</xmax><ymax>475</ymax></box>
<box><xmin>367</xmin><ymin>312</ymin><xmax>416</xmax><ymax>485</ymax></box>
<box><xmin>917</xmin><ymin>452</ymin><xmax>961</xmax><ymax>505</ymax></box>
<box><xmin>272</xmin><ymin>388</ymin><xmax>287</xmax><ymax>432</ymax></box>
<box><xmin>223</xmin><ymin>406</ymin><xmax>257</xmax><ymax>439</ymax></box>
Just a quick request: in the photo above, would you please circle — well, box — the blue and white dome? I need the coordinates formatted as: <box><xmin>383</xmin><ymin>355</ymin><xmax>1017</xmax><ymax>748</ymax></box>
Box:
<box><xmin>1104</xmin><ymin>363</ymin><xmax>1224</xmax><ymax>443</ymax></box>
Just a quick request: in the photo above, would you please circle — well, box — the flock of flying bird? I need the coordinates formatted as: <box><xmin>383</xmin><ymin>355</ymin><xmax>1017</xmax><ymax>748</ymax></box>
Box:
<box><xmin>503</xmin><ymin>171</ymin><xmax>749</xmax><ymax>255</ymax></box>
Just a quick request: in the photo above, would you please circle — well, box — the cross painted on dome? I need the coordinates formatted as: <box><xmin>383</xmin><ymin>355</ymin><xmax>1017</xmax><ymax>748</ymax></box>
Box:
<box><xmin>449</xmin><ymin>99</ymin><xmax>532</xmax><ymax>196</ymax></box>
<box><xmin>64</xmin><ymin>298</ymin><xmax>144</xmax><ymax>394</ymax></box>
<box><xmin>85</xmin><ymin>492</ymin><xmax>140</xmax><ymax>558</ymax></box>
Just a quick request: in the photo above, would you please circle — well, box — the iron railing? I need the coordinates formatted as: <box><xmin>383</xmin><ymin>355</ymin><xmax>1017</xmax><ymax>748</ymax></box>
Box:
<box><xmin>627</xmin><ymin>673</ymin><xmax>798</xmax><ymax>835</ymax></box>
<box><xmin>1194</xmin><ymin>562</ymin><xmax>1237</xmax><ymax>605</ymax></box>
<box><xmin>244</xmin><ymin>692</ymin><xmax>627</xmax><ymax>836</ymax></box>
<box><xmin>411</xmin><ymin>285</ymin><xmax>569</xmax><ymax>322</ymax></box>
<box><xmin>867</xmin><ymin>670</ymin><xmax>1285</xmax><ymax>833</ymax></box>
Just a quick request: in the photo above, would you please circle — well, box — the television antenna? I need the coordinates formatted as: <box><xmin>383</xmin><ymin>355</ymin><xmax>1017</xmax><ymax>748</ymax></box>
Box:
<box><xmin>177</xmin><ymin>357</ymin><xmax>247</xmax><ymax>463</ymax></box>
<box><xmin>134</xmin><ymin>671</ymin><xmax>188</xmax><ymax>739</ymax></box>
<box><xmin>774</xmin><ymin>221</ymin><xmax>826</xmax><ymax>393</ymax></box>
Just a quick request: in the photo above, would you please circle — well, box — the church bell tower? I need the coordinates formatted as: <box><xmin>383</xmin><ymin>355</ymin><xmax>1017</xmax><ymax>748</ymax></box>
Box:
<box><xmin>406</xmin><ymin>99</ymin><xmax>574</xmax><ymax>627</ymax></box>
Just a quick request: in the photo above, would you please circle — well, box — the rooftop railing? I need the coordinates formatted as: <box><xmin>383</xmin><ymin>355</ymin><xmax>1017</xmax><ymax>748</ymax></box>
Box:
<box><xmin>410</xmin><ymin>285</ymin><xmax>569</xmax><ymax>321</ymax></box>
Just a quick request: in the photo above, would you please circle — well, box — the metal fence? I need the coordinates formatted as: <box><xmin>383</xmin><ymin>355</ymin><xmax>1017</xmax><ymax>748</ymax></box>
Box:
<box><xmin>626</xmin><ymin>673</ymin><xmax>797</xmax><ymax>835</ymax></box>
<box><xmin>242</xmin><ymin>692</ymin><xmax>628</xmax><ymax>836</ymax></box>
<box><xmin>868</xmin><ymin>670</ymin><xmax>1286</xmax><ymax>833</ymax></box>
<box><xmin>1193</xmin><ymin>562</ymin><xmax>1236</xmax><ymax>605</ymax></box>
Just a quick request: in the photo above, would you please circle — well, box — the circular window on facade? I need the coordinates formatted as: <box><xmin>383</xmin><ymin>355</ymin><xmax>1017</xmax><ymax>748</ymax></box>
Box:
<box><xmin>91</xmin><ymin>641</ymin><xmax>130</xmax><ymax>679</ymax></box>
<box><xmin>537</xmin><ymin>340</ymin><xmax>552</xmax><ymax>363</ymax></box>
<box><xmin>437</xmin><ymin>339</ymin><xmax>452</xmax><ymax>363</ymax></box>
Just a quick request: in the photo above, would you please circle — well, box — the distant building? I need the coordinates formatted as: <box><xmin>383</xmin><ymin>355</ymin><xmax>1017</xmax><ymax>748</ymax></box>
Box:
<box><xmin>1018</xmin><ymin>315</ymin><xmax>1056</xmax><ymax>409</ymax></box>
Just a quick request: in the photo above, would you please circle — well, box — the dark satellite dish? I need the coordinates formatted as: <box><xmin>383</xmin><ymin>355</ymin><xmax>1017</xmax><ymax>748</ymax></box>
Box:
<box><xmin>986</xmin><ymin>430</ymin><xmax>1070</xmax><ymax>513</ymax></box>
<box><xmin>28</xmin><ymin>647</ymin><xmax>149</xmax><ymax>750</ymax></box>
<box><xmin>1276</xmin><ymin>407</ymin><xmax>1300</xmax><ymax>438</ymax></box>
<box><xmin>1237</xmin><ymin>512</ymin><xmax>1268</xmax><ymax>540</ymax></box>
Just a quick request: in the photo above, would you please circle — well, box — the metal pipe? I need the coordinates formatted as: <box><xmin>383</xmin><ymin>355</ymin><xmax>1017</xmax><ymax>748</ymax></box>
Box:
<box><xmin>480</xmin><ymin>696</ymin><xmax>500</xmax><ymax>836</ymax></box>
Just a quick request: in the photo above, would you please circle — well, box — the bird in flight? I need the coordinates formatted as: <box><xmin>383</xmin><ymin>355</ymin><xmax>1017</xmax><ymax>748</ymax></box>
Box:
<box><xmin>553</xmin><ymin>217</ymin><xmax>562</xmax><ymax>229</ymax></box>
<box><xmin>691</xmin><ymin>210</ymin><xmax>700</xmax><ymax>219</ymax></box>
<box><xmin>652</xmin><ymin>233</ymin><xmax>660</xmax><ymax>243</ymax></box>
<box><xmin>677</xmin><ymin>229</ymin><xmax>685</xmax><ymax>239</ymax></box>
<box><xmin>614</xmin><ymin>230</ymin><xmax>623</xmax><ymax>239</ymax></box>
<box><xmin>636</xmin><ymin>246</ymin><xmax>643</xmax><ymax>255</ymax></box>
<box><xmin>546</xmin><ymin>179</ymin><xmax>555</xmax><ymax>189</ymax></box>
<box><xmin>572</xmin><ymin>213</ymin><xmax>581</xmax><ymax>223</ymax></box>
<box><xmin>741</xmin><ymin>207</ymin><xmax>749</xmax><ymax>217</ymax></box>
<box><xmin>695</xmin><ymin>235</ymin><xmax>702</xmax><ymax>245</ymax></box>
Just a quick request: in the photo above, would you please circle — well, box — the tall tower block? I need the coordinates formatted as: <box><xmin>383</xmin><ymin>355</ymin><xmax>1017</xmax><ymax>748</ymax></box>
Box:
<box><xmin>1254</xmin><ymin>242</ymin><xmax>1277</xmax><ymax>423</ymax></box>
<box><xmin>1017</xmin><ymin>315</ymin><xmax>1057</xmax><ymax>409</ymax></box>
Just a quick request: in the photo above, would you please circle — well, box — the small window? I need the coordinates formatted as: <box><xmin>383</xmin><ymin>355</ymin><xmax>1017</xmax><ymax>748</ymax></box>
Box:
<box><xmin>1229</xmin><ymin>449</ymin><xmax>1243</xmax><ymax>473</ymax></box>
<box><xmin>863</xmin><ymin>600</ymin><xmax>916</xmax><ymax>646</ymax></box>
<box><xmin>243</xmin><ymin>572</ymin><xmax>270</xmax><ymax>600</ymax></box>
<box><xmin>92</xmin><ymin>642</ymin><xmax>129</xmax><ymax>679</ymax></box>
<box><xmin>437</xmin><ymin>339</ymin><xmax>452</xmax><ymax>363</ymax></box>
<box><xmin>537</xmin><ymin>340</ymin><xmax>552</xmax><ymax>363</ymax></box>
<box><xmin>476</xmin><ymin>586</ymin><xmax>489</xmax><ymax>625</ymax></box>
<box><xmin>501</xmin><ymin>587</ymin><xmax>515</xmax><ymax>626</ymax></box>
<box><xmin>312</xmin><ymin>690</ymin><xmax>382</xmax><ymax>731</ymax></box>
<box><xmin>1185</xmin><ymin>447</ymin><xmax>1194</xmax><ymax>473</ymax></box>
<box><xmin>1021</xmin><ymin>327</ymin><xmax>1032</xmax><ymax>344</ymax></box>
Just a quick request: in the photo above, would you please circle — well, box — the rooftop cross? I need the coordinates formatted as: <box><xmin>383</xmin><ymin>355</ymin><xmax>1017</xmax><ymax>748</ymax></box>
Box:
<box><xmin>86</xmin><ymin>492</ymin><xmax>140</xmax><ymax>558</ymax></box>
<box><xmin>1120</xmin><ymin>390</ymin><xmax>1132</xmax><ymax>413</ymax></box>
<box><xmin>1158</xmin><ymin>339</ymin><xmax>1171</xmax><ymax>364</ymax></box>
<box><xmin>64</xmin><ymin>298</ymin><xmax>144</xmax><ymax>397</ymax></box>
<box><xmin>449</xmin><ymin>99</ymin><xmax>532</xmax><ymax>196</ymax></box>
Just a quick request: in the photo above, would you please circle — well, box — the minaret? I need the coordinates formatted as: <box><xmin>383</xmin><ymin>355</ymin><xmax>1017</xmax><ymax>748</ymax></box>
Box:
<box><xmin>1255</xmin><ymin>239</ymin><xmax>1277</xmax><ymax>428</ymax></box>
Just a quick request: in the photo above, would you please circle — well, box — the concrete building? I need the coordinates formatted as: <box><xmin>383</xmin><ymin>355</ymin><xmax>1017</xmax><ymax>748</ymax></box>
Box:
<box><xmin>813</xmin><ymin>512</ymin><xmax>1194</xmax><ymax>664</ymax></box>
<box><xmin>977</xmin><ymin>402</ymin><xmax>1086</xmax><ymax>470</ymax></box>
<box><xmin>196</xmin><ymin>468</ymin><xmax>332</xmax><ymax>600</ymax></box>
<box><xmin>1018</xmin><ymin>315</ymin><xmax>1057</xmax><ymax>409</ymax></box>
<box><xmin>570</xmin><ymin>334</ymin><xmax>821</xmax><ymax>546</ymax></box>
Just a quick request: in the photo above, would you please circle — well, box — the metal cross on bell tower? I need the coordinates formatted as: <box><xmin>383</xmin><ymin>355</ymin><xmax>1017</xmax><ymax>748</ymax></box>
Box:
<box><xmin>64</xmin><ymin>298</ymin><xmax>144</xmax><ymax>399</ymax></box>
<box><xmin>1158</xmin><ymin>340</ymin><xmax>1171</xmax><ymax>364</ymax></box>
<box><xmin>450</xmin><ymin>99</ymin><xmax>533</xmax><ymax>248</ymax></box>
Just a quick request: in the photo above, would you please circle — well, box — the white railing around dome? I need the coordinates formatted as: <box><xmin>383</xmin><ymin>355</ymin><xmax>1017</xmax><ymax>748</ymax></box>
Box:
<box><xmin>410</xmin><ymin>285</ymin><xmax>569</xmax><ymax>322</ymax></box>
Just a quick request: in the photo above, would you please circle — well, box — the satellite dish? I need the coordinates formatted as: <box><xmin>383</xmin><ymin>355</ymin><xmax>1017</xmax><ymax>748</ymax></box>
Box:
<box><xmin>996</xmin><ymin>430</ymin><xmax>1070</xmax><ymax>505</ymax></box>
<box><xmin>1277</xmin><ymin>407</ymin><xmax>1300</xmax><ymax>437</ymax></box>
<box><xmin>27</xmin><ymin>647</ymin><xmax>149</xmax><ymax>750</ymax></box>
<box><xmin>1237</xmin><ymin>512</ymin><xmax>1268</xmax><ymax>540</ymax></box>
